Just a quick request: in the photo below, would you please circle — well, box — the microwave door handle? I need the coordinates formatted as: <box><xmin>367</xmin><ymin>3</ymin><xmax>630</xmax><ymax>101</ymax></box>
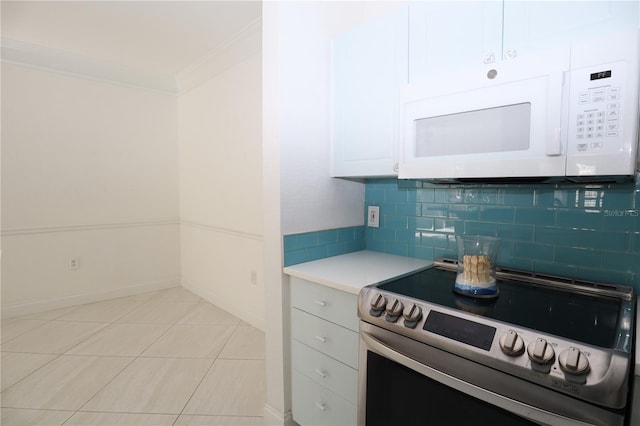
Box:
<box><xmin>546</xmin><ymin>127</ymin><xmax>563</xmax><ymax>156</ymax></box>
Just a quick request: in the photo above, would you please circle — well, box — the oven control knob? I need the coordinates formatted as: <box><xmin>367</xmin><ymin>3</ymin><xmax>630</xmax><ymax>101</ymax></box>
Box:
<box><xmin>527</xmin><ymin>338</ymin><xmax>555</xmax><ymax>365</ymax></box>
<box><xmin>559</xmin><ymin>347</ymin><xmax>590</xmax><ymax>375</ymax></box>
<box><xmin>499</xmin><ymin>330</ymin><xmax>525</xmax><ymax>356</ymax></box>
<box><xmin>402</xmin><ymin>304</ymin><xmax>422</xmax><ymax>328</ymax></box>
<box><xmin>386</xmin><ymin>298</ymin><xmax>404</xmax><ymax>316</ymax></box>
<box><xmin>369</xmin><ymin>294</ymin><xmax>387</xmax><ymax>317</ymax></box>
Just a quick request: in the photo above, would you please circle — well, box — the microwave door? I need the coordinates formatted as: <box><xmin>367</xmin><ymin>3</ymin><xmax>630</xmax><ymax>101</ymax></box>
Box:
<box><xmin>399</xmin><ymin>48</ymin><xmax>569</xmax><ymax>180</ymax></box>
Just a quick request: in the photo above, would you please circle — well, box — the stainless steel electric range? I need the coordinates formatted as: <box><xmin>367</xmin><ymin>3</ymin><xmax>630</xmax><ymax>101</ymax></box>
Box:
<box><xmin>357</xmin><ymin>259</ymin><xmax>636</xmax><ymax>426</ymax></box>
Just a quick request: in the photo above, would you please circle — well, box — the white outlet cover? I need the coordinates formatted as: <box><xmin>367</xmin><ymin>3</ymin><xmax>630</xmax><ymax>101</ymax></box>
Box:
<box><xmin>367</xmin><ymin>206</ymin><xmax>380</xmax><ymax>228</ymax></box>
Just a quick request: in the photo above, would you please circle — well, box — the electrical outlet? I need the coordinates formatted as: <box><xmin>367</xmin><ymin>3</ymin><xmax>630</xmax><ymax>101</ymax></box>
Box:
<box><xmin>367</xmin><ymin>206</ymin><xmax>380</xmax><ymax>228</ymax></box>
<box><xmin>69</xmin><ymin>257</ymin><xmax>79</xmax><ymax>270</ymax></box>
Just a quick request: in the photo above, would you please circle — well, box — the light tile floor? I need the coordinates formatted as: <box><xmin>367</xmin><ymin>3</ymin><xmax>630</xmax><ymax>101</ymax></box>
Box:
<box><xmin>1</xmin><ymin>287</ymin><xmax>266</xmax><ymax>426</ymax></box>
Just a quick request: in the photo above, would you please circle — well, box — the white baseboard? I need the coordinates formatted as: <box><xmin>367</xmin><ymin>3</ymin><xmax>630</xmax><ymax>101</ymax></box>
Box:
<box><xmin>263</xmin><ymin>403</ymin><xmax>295</xmax><ymax>426</ymax></box>
<box><xmin>0</xmin><ymin>279</ymin><xmax>179</xmax><ymax>319</ymax></box>
<box><xmin>181</xmin><ymin>279</ymin><xmax>264</xmax><ymax>331</ymax></box>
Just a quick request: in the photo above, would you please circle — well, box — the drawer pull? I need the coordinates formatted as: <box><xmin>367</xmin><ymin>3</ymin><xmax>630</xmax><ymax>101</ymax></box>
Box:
<box><xmin>314</xmin><ymin>300</ymin><xmax>327</xmax><ymax>307</ymax></box>
<box><xmin>314</xmin><ymin>335</ymin><xmax>327</xmax><ymax>343</ymax></box>
<box><xmin>315</xmin><ymin>368</ymin><xmax>327</xmax><ymax>378</ymax></box>
<box><xmin>314</xmin><ymin>401</ymin><xmax>326</xmax><ymax>412</ymax></box>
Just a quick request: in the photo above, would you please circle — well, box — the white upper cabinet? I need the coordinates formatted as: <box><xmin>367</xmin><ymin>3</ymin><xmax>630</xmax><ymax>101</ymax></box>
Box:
<box><xmin>409</xmin><ymin>1</ymin><xmax>503</xmax><ymax>83</ymax></box>
<box><xmin>409</xmin><ymin>1</ymin><xmax>639</xmax><ymax>84</ymax></box>
<box><xmin>331</xmin><ymin>6</ymin><xmax>409</xmax><ymax>178</ymax></box>
<box><xmin>503</xmin><ymin>1</ymin><xmax>640</xmax><ymax>60</ymax></box>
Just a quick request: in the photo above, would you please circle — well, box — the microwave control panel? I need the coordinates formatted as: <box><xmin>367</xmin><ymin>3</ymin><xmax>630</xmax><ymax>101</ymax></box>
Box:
<box><xmin>568</xmin><ymin>61</ymin><xmax>626</xmax><ymax>156</ymax></box>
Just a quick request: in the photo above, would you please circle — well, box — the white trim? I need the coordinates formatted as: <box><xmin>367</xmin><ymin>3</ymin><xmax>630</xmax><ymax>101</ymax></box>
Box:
<box><xmin>263</xmin><ymin>403</ymin><xmax>295</xmax><ymax>426</ymax></box>
<box><xmin>1</xmin><ymin>220</ymin><xmax>180</xmax><ymax>236</ymax></box>
<box><xmin>0</xmin><ymin>279</ymin><xmax>180</xmax><ymax>319</ymax></box>
<box><xmin>1</xmin><ymin>38</ymin><xmax>177</xmax><ymax>95</ymax></box>
<box><xmin>1</xmin><ymin>17</ymin><xmax>262</xmax><ymax>95</ymax></box>
<box><xmin>180</xmin><ymin>219</ymin><xmax>263</xmax><ymax>241</ymax></box>
<box><xmin>176</xmin><ymin>18</ymin><xmax>262</xmax><ymax>95</ymax></box>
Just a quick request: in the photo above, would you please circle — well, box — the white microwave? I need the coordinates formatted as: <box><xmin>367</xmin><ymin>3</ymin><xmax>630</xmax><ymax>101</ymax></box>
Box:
<box><xmin>399</xmin><ymin>30</ymin><xmax>640</xmax><ymax>183</ymax></box>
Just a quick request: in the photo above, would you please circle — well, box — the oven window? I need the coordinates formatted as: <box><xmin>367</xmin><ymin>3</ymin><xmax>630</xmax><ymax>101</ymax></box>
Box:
<box><xmin>365</xmin><ymin>351</ymin><xmax>538</xmax><ymax>426</ymax></box>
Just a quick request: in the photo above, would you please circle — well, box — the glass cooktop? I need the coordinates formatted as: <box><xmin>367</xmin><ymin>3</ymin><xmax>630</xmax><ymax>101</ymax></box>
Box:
<box><xmin>378</xmin><ymin>267</ymin><xmax>624</xmax><ymax>349</ymax></box>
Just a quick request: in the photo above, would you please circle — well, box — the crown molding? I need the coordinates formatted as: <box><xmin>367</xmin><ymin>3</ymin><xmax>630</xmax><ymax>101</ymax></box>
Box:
<box><xmin>176</xmin><ymin>17</ymin><xmax>262</xmax><ymax>95</ymax></box>
<box><xmin>1</xmin><ymin>37</ymin><xmax>178</xmax><ymax>94</ymax></box>
<box><xmin>1</xmin><ymin>17</ymin><xmax>262</xmax><ymax>95</ymax></box>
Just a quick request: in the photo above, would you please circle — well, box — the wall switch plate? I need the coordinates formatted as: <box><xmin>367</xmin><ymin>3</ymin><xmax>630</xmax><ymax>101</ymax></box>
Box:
<box><xmin>367</xmin><ymin>206</ymin><xmax>380</xmax><ymax>228</ymax></box>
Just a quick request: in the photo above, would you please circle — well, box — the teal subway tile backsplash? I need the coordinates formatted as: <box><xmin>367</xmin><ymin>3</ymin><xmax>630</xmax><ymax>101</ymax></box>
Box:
<box><xmin>283</xmin><ymin>226</ymin><xmax>365</xmax><ymax>267</ymax></box>
<box><xmin>283</xmin><ymin>178</ymin><xmax>639</xmax><ymax>288</ymax></box>
<box><xmin>364</xmin><ymin>178</ymin><xmax>640</xmax><ymax>288</ymax></box>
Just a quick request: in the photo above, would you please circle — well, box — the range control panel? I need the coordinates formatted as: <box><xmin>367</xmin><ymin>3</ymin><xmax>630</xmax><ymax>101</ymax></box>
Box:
<box><xmin>568</xmin><ymin>61</ymin><xmax>626</xmax><ymax>156</ymax></box>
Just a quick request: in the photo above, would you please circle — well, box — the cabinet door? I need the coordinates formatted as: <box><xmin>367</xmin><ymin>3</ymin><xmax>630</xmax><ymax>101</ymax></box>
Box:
<box><xmin>503</xmin><ymin>0</ymin><xmax>640</xmax><ymax>60</ymax></box>
<box><xmin>331</xmin><ymin>6</ymin><xmax>408</xmax><ymax>178</ymax></box>
<box><xmin>408</xmin><ymin>1</ymin><xmax>503</xmax><ymax>83</ymax></box>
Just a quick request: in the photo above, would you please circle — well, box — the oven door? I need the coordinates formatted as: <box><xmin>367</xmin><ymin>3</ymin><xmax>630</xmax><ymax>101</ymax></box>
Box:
<box><xmin>358</xmin><ymin>321</ymin><xmax>625</xmax><ymax>426</ymax></box>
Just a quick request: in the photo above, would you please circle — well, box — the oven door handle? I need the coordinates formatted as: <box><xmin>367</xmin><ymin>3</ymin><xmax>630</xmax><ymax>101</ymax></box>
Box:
<box><xmin>361</xmin><ymin>331</ymin><xmax>594</xmax><ymax>426</ymax></box>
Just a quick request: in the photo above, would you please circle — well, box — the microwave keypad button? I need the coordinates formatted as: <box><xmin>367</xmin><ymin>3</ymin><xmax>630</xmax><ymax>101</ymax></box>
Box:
<box><xmin>586</xmin><ymin>133</ymin><xmax>594</xmax><ymax>139</ymax></box>
<box><xmin>586</xmin><ymin>126</ymin><xmax>594</xmax><ymax>132</ymax></box>
<box><xmin>577</xmin><ymin>120</ymin><xmax>585</xmax><ymax>126</ymax></box>
<box><xmin>596</xmin><ymin>125</ymin><xmax>604</xmax><ymax>132</ymax></box>
<box><xmin>607</xmin><ymin>110</ymin><xmax>619</xmax><ymax>118</ymax></box>
<box><xmin>596</xmin><ymin>118</ymin><xmax>605</xmax><ymax>125</ymax></box>
<box><xmin>597</xmin><ymin>111</ymin><xmax>605</xmax><ymax>118</ymax></box>
<box><xmin>576</xmin><ymin>134</ymin><xmax>585</xmax><ymax>140</ymax></box>
<box><xmin>577</xmin><ymin>127</ymin><xmax>585</xmax><ymax>133</ymax></box>
<box><xmin>607</xmin><ymin>102</ymin><xmax>619</xmax><ymax>110</ymax></box>
<box><xmin>595</xmin><ymin>132</ymin><xmax>604</xmax><ymax>139</ymax></box>
<box><xmin>579</xmin><ymin>93</ymin><xmax>590</xmax><ymax>104</ymax></box>
<box><xmin>592</xmin><ymin>95</ymin><xmax>606</xmax><ymax>102</ymax></box>
<box><xmin>586</xmin><ymin>119</ymin><xmax>594</xmax><ymax>126</ymax></box>
<box><xmin>608</xmin><ymin>87</ymin><xmax>620</xmax><ymax>94</ymax></box>
<box><xmin>591</xmin><ymin>142</ymin><xmax>602</xmax><ymax>149</ymax></box>
<box><xmin>587</xmin><ymin>112</ymin><xmax>595</xmax><ymax>119</ymax></box>
<box><xmin>577</xmin><ymin>113</ymin><xmax>585</xmax><ymax>120</ymax></box>
<box><xmin>592</xmin><ymin>89</ymin><xmax>606</xmax><ymax>96</ymax></box>
<box><xmin>577</xmin><ymin>143</ymin><xmax>588</xmax><ymax>151</ymax></box>
<box><xmin>608</xmin><ymin>94</ymin><xmax>620</xmax><ymax>101</ymax></box>
<box><xmin>607</xmin><ymin>131</ymin><xmax>618</xmax><ymax>137</ymax></box>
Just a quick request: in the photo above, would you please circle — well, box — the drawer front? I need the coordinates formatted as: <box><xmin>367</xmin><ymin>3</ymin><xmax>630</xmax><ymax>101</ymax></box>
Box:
<box><xmin>292</xmin><ymin>370</ymin><xmax>357</xmax><ymax>426</ymax></box>
<box><xmin>291</xmin><ymin>277</ymin><xmax>359</xmax><ymax>332</ymax></box>
<box><xmin>292</xmin><ymin>340</ymin><xmax>358</xmax><ymax>405</ymax></box>
<box><xmin>291</xmin><ymin>308</ymin><xmax>359</xmax><ymax>369</ymax></box>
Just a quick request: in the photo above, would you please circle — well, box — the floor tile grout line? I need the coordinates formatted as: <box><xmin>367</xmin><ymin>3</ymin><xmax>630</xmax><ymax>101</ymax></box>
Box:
<box><xmin>0</xmin><ymin>352</ymin><xmax>64</xmax><ymax>394</ymax></box>
<box><xmin>170</xmin><ymin>322</ymin><xmax>240</xmax><ymax>425</ymax></box>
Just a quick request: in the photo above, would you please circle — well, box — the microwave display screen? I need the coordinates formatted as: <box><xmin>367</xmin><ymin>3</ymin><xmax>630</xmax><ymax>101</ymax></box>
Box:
<box><xmin>590</xmin><ymin>70</ymin><xmax>612</xmax><ymax>80</ymax></box>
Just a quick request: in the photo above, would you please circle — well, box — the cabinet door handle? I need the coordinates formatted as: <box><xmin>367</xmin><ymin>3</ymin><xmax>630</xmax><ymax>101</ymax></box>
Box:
<box><xmin>314</xmin><ymin>300</ymin><xmax>327</xmax><ymax>307</ymax></box>
<box><xmin>315</xmin><ymin>368</ymin><xmax>327</xmax><ymax>378</ymax></box>
<box><xmin>314</xmin><ymin>335</ymin><xmax>327</xmax><ymax>343</ymax></box>
<box><xmin>314</xmin><ymin>401</ymin><xmax>326</xmax><ymax>412</ymax></box>
<box><xmin>483</xmin><ymin>52</ymin><xmax>495</xmax><ymax>64</ymax></box>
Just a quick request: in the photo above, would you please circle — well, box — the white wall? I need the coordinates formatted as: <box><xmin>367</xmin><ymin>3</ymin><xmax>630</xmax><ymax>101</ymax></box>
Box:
<box><xmin>178</xmin><ymin>52</ymin><xmax>264</xmax><ymax>330</ymax></box>
<box><xmin>262</xmin><ymin>2</ymin><xmax>405</xmax><ymax>424</ymax></box>
<box><xmin>1</xmin><ymin>63</ymin><xmax>180</xmax><ymax>316</ymax></box>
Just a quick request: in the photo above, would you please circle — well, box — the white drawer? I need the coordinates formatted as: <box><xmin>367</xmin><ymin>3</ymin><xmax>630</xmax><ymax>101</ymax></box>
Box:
<box><xmin>292</xmin><ymin>370</ymin><xmax>357</xmax><ymax>426</ymax></box>
<box><xmin>292</xmin><ymin>340</ymin><xmax>358</xmax><ymax>405</ymax></box>
<box><xmin>291</xmin><ymin>308</ymin><xmax>359</xmax><ymax>369</ymax></box>
<box><xmin>291</xmin><ymin>277</ymin><xmax>359</xmax><ymax>332</ymax></box>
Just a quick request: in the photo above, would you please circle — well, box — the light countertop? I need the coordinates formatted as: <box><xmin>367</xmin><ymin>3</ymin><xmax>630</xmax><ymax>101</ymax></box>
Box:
<box><xmin>283</xmin><ymin>250</ymin><xmax>432</xmax><ymax>295</ymax></box>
